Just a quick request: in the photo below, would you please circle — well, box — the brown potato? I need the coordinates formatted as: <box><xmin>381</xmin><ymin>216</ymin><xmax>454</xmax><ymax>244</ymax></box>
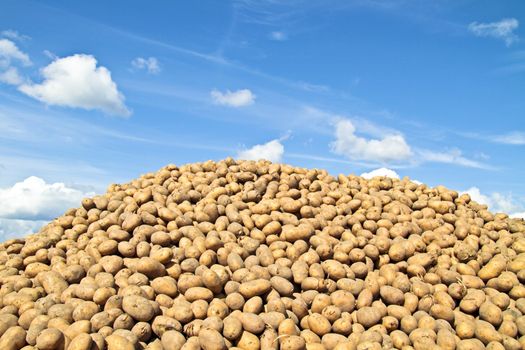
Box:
<box><xmin>122</xmin><ymin>295</ymin><xmax>156</xmax><ymax>322</ymax></box>
<box><xmin>199</xmin><ymin>328</ymin><xmax>227</xmax><ymax>350</ymax></box>
<box><xmin>0</xmin><ymin>326</ymin><xmax>27</xmax><ymax>350</ymax></box>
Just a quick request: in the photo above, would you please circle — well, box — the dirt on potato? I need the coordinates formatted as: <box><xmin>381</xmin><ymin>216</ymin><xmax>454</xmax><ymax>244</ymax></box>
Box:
<box><xmin>1</xmin><ymin>159</ymin><xmax>525</xmax><ymax>350</ymax></box>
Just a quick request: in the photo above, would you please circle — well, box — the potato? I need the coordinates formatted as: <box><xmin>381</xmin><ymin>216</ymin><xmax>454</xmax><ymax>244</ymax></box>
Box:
<box><xmin>356</xmin><ymin>307</ymin><xmax>382</xmax><ymax>328</ymax></box>
<box><xmin>238</xmin><ymin>279</ymin><xmax>272</xmax><ymax>299</ymax></box>
<box><xmin>479</xmin><ymin>301</ymin><xmax>503</xmax><ymax>327</ymax></box>
<box><xmin>390</xmin><ymin>330</ymin><xmax>410</xmax><ymax>349</ymax></box>
<box><xmin>161</xmin><ymin>330</ymin><xmax>186</xmax><ymax>350</ymax></box>
<box><xmin>0</xmin><ymin>314</ymin><xmax>19</xmax><ymax>337</ymax></box>
<box><xmin>281</xmin><ymin>335</ymin><xmax>306</xmax><ymax>350</ymax></box>
<box><xmin>0</xmin><ymin>326</ymin><xmax>27</xmax><ymax>350</ymax></box>
<box><xmin>240</xmin><ymin>313</ymin><xmax>265</xmax><ymax>334</ymax></box>
<box><xmin>474</xmin><ymin>320</ymin><xmax>502</xmax><ymax>344</ymax></box>
<box><xmin>132</xmin><ymin>321</ymin><xmax>153</xmax><ymax>342</ymax></box>
<box><xmin>122</xmin><ymin>295</ymin><xmax>156</xmax><ymax>322</ymax></box>
<box><xmin>106</xmin><ymin>334</ymin><xmax>135</xmax><ymax>350</ymax></box>
<box><xmin>185</xmin><ymin>287</ymin><xmax>214</xmax><ymax>302</ymax></box>
<box><xmin>379</xmin><ymin>286</ymin><xmax>404</xmax><ymax>305</ymax></box>
<box><xmin>322</xmin><ymin>333</ymin><xmax>347</xmax><ymax>350</ymax></box>
<box><xmin>270</xmin><ymin>276</ymin><xmax>294</xmax><ymax>296</ymax></box>
<box><xmin>151</xmin><ymin>277</ymin><xmax>178</xmax><ymax>297</ymax></box>
<box><xmin>199</xmin><ymin>328</ymin><xmax>227</xmax><ymax>350</ymax></box>
<box><xmin>237</xmin><ymin>331</ymin><xmax>259</xmax><ymax>350</ymax></box>
<box><xmin>457</xmin><ymin>339</ymin><xmax>485</xmax><ymax>350</ymax></box>
<box><xmin>223</xmin><ymin>316</ymin><xmax>243</xmax><ymax>341</ymax></box>
<box><xmin>67</xmin><ymin>333</ymin><xmax>93</xmax><ymax>350</ymax></box>
<box><xmin>136</xmin><ymin>257</ymin><xmax>166</xmax><ymax>278</ymax></box>
<box><xmin>308</xmin><ymin>313</ymin><xmax>331</xmax><ymax>336</ymax></box>
<box><xmin>478</xmin><ymin>255</ymin><xmax>507</xmax><ymax>281</ymax></box>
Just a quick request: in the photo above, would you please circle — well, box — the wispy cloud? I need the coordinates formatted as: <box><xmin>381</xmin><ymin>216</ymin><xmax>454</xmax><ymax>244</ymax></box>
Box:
<box><xmin>211</xmin><ymin>88</ymin><xmax>255</xmax><ymax>107</ymax></box>
<box><xmin>468</xmin><ymin>18</ymin><xmax>519</xmax><ymax>46</ymax></box>
<box><xmin>461</xmin><ymin>131</ymin><xmax>525</xmax><ymax>146</ymax></box>
<box><xmin>0</xmin><ymin>38</ymin><xmax>31</xmax><ymax>86</ymax></box>
<box><xmin>131</xmin><ymin>57</ymin><xmax>161</xmax><ymax>74</ymax></box>
<box><xmin>94</xmin><ymin>21</ymin><xmax>329</xmax><ymax>93</ymax></box>
<box><xmin>0</xmin><ymin>67</ymin><xmax>23</xmax><ymax>85</ymax></box>
<box><xmin>491</xmin><ymin>132</ymin><xmax>525</xmax><ymax>145</ymax></box>
<box><xmin>1</xmin><ymin>29</ymin><xmax>31</xmax><ymax>42</ymax></box>
<box><xmin>0</xmin><ymin>38</ymin><xmax>31</xmax><ymax>67</ymax></box>
<box><xmin>269</xmin><ymin>31</ymin><xmax>287</xmax><ymax>41</ymax></box>
<box><xmin>417</xmin><ymin>148</ymin><xmax>491</xmax><ymax>169</ymax></box>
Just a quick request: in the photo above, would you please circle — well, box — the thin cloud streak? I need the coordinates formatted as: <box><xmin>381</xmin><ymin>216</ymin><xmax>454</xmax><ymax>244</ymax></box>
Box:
<box><xmin>94</xmin><ymin>22</ymin><xmax>330</xmax><ymax>93</ymax></box>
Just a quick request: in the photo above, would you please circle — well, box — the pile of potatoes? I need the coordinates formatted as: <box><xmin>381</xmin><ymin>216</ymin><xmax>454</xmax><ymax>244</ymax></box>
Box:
<box><xmin>1</xmin><ymin>159</ymin><xmax>525</xmax><ymax>350</ymax></box>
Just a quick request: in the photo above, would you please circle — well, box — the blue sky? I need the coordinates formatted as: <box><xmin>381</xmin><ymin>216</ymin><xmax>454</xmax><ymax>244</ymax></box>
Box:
<box><xmin>0</xmin><ymin>0</ymin><xmax>524</xmax><ymax>238</ymax></box>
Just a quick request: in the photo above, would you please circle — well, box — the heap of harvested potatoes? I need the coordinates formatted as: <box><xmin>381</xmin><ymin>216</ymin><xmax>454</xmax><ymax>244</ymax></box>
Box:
<box><xmin>1</xmin><ymin>159</ymin><xmax>525</xmax><ymax>350</ymax></box>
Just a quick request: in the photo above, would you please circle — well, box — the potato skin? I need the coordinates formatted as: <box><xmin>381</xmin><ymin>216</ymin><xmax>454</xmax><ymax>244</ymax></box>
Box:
<box><xmin>161</xmin><ymin>330</ymin><xmax>186</xmax><ymax>350</ymax></box>
<box><xmin>106</xmin><ymin>334</ymin><xmax>135</xmax><ymax>350</ymax></box>
<box><xmin>0</xmin><ymin>326</ymin><xmax>27</xmax><ymax>350</ymax></box>
<box><xmin>67</xmin><ymin>333</ymin><xmax>93</xmax><ymax>350</ymax></box>
<box><xmin>238</xmin><ymin>279</ymin><xmax>272</xmax><ymax>299</ymax></box>
<box><xmin>36</xmin><ymin>328</ymin><xmax>65</xmax><ymax>350</ymax></box>
<box><xmin>198</xmin><ymin>328</ymin><xmax>227</xmax><ymax>350</ymax></box>
<box><xmin>356</xmin><ymin>307</ymin><xmax>382</xmax><ymax>328</ymax></box>
<box><xmin>122</xmin><ymin>295</ymin><xmax>156</xmax><ymax>322</ymax></box>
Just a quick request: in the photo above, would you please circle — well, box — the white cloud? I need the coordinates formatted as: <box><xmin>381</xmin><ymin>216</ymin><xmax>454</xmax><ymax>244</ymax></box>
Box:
<box><xmin>270</xmin><ymin>31</ymin><xmax>287</xmax><ymax>41</ymax></box>
<box><xmin>43</xmin><ymin>50</ymin><xmax>57</xmax><ymax>60</ymax></box>
<box><xmin>331</xmin><ymin>119</ymin><xmax>412</xmax><ymax>163</ymax></box>
<box><xmin>462</xmin><ymin>187</ymin><xmax>524</xmax><ymax>215</ymax></box>
<box><xmin>0</xmin><ymin>176</ymin><xmax>92</xmax><ymax>221</ymax></box>
<box><xmin>510</xmin><ymin>212</ymin><xmax>525</xmax><ymax>219</ymax></box>
<box><xmin>0</xmin><ymin>38</ymin><xmax>31</xmax><ymax>67</ymax></box>
<box><xmin>18</xmin><ymin>54</ymin><xmax>130</xmax><ymax>116</ymax></box>
<box><xmin>131</xmin><ymin>56</ymin><xmax>160</xmax><ymax>74</ymax></box>
<box><xmin>237</xmin><ymin>139</ymin><xmax>284</xmax><ymax>163</ymax></box>
<box><xmin>361</xmin><ymin>167</ymin><xmax>400</xmax><ymax>179</ymax></box>
<box><xmin>211</xmin><ymin>88</ymin><xmax>255</xmax><ymax>107</ymax></box>
<box><xmin>468</xmin><ymin>18</ymin><xmax>519</xmax><ymax>46</ymax></box>
<box><xmin>0</xmin><ymin>66</ymin><xmax>23</xmax><ymax>85</ymax></box>
<box><xmin>491</xmin><ymin>132</ymin><xmax>525</xmax><ymax>145</ymax></box>
<box><xmin>418</xmin><ymin>149</ymin><xmax>488</xmax><ymax>169</ymax></box>
<box><xmin>1</xmin><ymin>29</ymin><xmax>31</xmax><ymax>42</ymax></box>
<box><xmin>0</xmin><ymin>218</ymin><xmax>46</xmax><ymax>242</ymax></box>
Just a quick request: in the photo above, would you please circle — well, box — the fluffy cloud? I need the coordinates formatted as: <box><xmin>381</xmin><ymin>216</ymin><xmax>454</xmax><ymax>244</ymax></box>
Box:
<box><xmin>462</xmin><ymin>187</ymin><xmax>524</xmax><ymax>215</ymax></box>
<box><xmin>0</xmin><ymin>176</ymin><xmax>92</xmax><ymax>221</ymax></box>
<box><xmin>131</xmin><ymin>57</ymin><xmax>160</xmax><ymax>74</ymax></box>
<box><xmin>468</xmin><ymin>18</ymin><xmax>519</xmax><ymax>46</ymax></box>
<box><xmin>0</xmin><ymin>218</ymin><xmax>47</xmax><ymax>241</ymax></box>
<box><xmin>331</xmin><ymin>119</ymin><xmax>412</xmax><ymax>163</ymax></box>
<box><xmin>19</xmin><ymin>54</ymin><xmax>131</xmax><ymax>116</ymax></box>
<box><xmin>237</xmin><ymin>139</ymin><xmax>284</xmax><ymax>163</ymax></box>
<box><xmin>211</xmin><ymin>88</ymin><xmax>255</xmax><ymax>107</ymax></box>
<box><xmin>270</xmin><ymin>31</ymin><xmax>287</xmax><ymax>41</ymax></box>
<box><xmin>361</xmin><ymin>167</ymin><xmax>400</xmax><ymax>179</ymax></box>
